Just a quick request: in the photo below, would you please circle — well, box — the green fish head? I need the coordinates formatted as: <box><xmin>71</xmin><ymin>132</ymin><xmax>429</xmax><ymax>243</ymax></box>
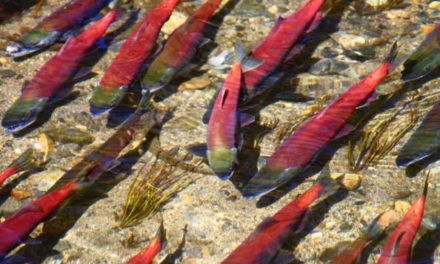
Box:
<box><xmin>6</xmin><ymin>30</ymin><xmax>60</xmax><ymax>57</ymax></box>
<box><xmin>207</xmin><ymin>147</ymin><xmax>237</xmax><ymax>180</ymax></box>
<box><xmin>2</xmin><ymin>99</ymin><xmax>48</xmax><ymax>134</ymax></box>
<box><xmin>142</xmin><ymin>66</ymin><xmax>177</xmax><ymax>93</ymax></box>
<box><xmin>89</xmin><ymin>86</ymin><xmax>128</xmax><ymax>116</ymax></box>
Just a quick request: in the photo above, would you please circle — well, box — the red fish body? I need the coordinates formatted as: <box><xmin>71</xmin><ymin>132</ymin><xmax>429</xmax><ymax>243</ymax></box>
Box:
<box><xmin>243</xmin><ymin>0</ymin><xmax>325</xmax><ymax>97</ymax></box>
<box><xmin>0</xmin><ymin>181</ymin><xmax>79</xmax><ymax>258</ymax></box>
<box><xmin>90</xmin><ymin>0</ymin><xmax>180</xmax><ymax>116</ymax></box>
<box><xmin>141</xmin><ymin>0</ymin><xmax>222</xmax><ymax>93</ymax></box>
<box><xmin>6</xmin><ymin>0</ymin><xmax>112</xmax><ymax>57</ymax></box>
<box><xmin>2</xmin><ymin>10</ymin><xmax>118</xmax><ymax>134</ymax></box>
<box><xmin>222</xmin><ymin>183</ymin><xmax>326</xmax><ymax>264</ymax></box>
<box><xmin>207</xmin><ymin>62</ymin><xmax>242</xmax><ymax>179</ymax></box>
<box><xmin>243</xmin><ymin>45</ymin><xmax>397</xmax><ymax>198</ymax></box>
<box><xmin>377</xmin><ymin>180</ymin><xmax>428</xmax><ymax>264</ymax></box>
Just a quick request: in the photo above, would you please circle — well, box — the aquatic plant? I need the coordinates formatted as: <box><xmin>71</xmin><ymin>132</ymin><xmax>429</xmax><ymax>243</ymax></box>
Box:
<box><xmin>117</xmin><ymin>161</ymin><xmax>192</xmax><ymax>228</ymax></box>
<box><xmin>348</xmin><ymin>101</ymin><xmax>419</xmax><ymax>172</ymax></box>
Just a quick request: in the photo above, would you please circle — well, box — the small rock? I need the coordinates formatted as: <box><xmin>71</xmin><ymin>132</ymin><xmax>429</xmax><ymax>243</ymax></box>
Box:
<box><xmin>161</xmin><ymin>11</ymin><xmax>187</xmax><ymax>35</ymax></box>
<box><xmin>429</xmin><ymin>1</ymin><xmax>440</xmax><ymax>10</ymax></box>
<box><xmin>268</xmin><ymin>5</ymin><xmax>278</xmax><ymax>15</ymax></box>
<box><xmin>394</xmin><ymin>200</ymin><xmax>411</xmax><ymax>214</ymax></box>
<box><xmin>178</xmin><ymin>76</ymin><xmax>212</xmax><ymax>91</ymax></box>
<box><xmin>377</xmin><ymin>210</ymin><xmax>400</xmax><ymax>228</ymax></box>
<box><xmin>11</xmin><ymin>189</ymin><xmax>31</xmax><ymax>200</ymax></box>
<box><xmin>330</xmin><ymin>173</ymin><xmax>362</xmax><ymax>191</ymax></box>
<box><xmin>0</xmin><ymin>57</ymin><xmax>8</xmax><ymax>65</ymax></box>
<box><xmin>386</xmin><ymin>9</ymin><xmax>410</xmax><ymax>20</ymax></box>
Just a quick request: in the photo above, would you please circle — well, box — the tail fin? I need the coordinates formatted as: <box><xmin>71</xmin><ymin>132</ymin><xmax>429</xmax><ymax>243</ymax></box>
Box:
<box><xmin>383</xmin><ymin>41</ymin><xmax>400</xmax><ymax>72</ymax></box>
<box><xmin>317</xmin><ymin>165</ymin><xmax>340</xmax><ymax>195</ymax></box>
<box><xmin>156</xmin><ymin>218</ymin><xmax>166</xmax><ymax>250</ymax></box>
<box><xmin>422</xmin><ymin>170</ymin><xmax>430</xmax><ymax>198</ymax></box>
<box><xmin>234</xmin><ymin>42</ymin><xmax>263</xmax><ymax>72</ymax></box>
<box><xmin>364</xmin><ymin>213</ymin><xmax>386</xmax><ymax>240</ymax></box>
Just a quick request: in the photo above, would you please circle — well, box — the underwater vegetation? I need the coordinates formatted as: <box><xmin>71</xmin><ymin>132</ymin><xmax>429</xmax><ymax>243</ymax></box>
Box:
<box><xmin>0</xmin><ymin>0</ymin><xmax>438</xmax><ymax>262</ymax></box>
<box><xmin>348</xmin><ymin>95</ymin><xmax>419</xmax><ymax>172</ymax></box>
<box><xmin>117</xmin><ymin>161</ymin><xmax>192</xmax><ymax>228</ymax></box>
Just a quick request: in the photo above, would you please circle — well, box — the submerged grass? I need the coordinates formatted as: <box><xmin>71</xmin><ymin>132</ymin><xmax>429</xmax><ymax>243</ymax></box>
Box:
<box><xmin>117</xmin><ymin>161</ymin><xmax>192</xmax><ymax>228</ymax></box>
<box><xmin>348</xmin><ymin>98</ymin><xmax>420</xmax><ymax>172</ymax></box>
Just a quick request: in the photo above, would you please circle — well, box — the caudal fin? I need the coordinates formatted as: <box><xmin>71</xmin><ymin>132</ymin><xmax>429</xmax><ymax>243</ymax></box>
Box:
<box><xmin>383</xmin><ymin>41</ymin><xmax>401</xmax><ymax>72</ymax></box>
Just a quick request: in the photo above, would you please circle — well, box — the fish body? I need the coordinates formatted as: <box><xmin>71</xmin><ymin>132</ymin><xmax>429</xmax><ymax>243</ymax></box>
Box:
<box><xmin>402</xmin><ymin>24</ymin><xmax>440</xmax><ymax>82</ymax></box>
<box><xmin>126</xmin><ymin>224</ymin><xmax>164</xmax><ymax>264</ymax></box>
<box><xmin>2</xmin><ymin>10</ymin><xmax>118</xmax><ymax>134</ymax></box>
<box><xmin>141</xmin><ymin>0</ymin><xmax>222</xmax><ymax>93</ymax></box>
<box><xmin>377</xmin><ymin>178</ymin><xmax>428</xmax><ymax>264</ymax></box>
<box><xmin>243</xmin><ymin>0</ymin><xmax>325</xmax><ymax>98</ymax></box>
<box><xmin>6</xmin><ymin>0</ymin><xmax>112</xmax><ymax>57</ymax></box>
<box><xmin>89</xmin><ymin>0</ymin><xmax>180</xmax><ymax>116</ymax></box>
<box><xmin>0</xmin><ymin>107</ymin><xmax>165</xmax><ymax>257</ymax></box>
<box><xmin>207</xmin><ymin>62</ymin><xmax>241</xmax><ymax>179</ymax></box>
<box><xmin>222</xmin><ymin>182</ymin><xmax>326</xmax><ymax>264</ymax></box>
<box><xmin>243</xmin><ymin>45</ymin><xmax>397</xmax><ymax>198</ymax></box>
<box><xmin>0</xmin><ymin>181</ymin><xmax>79</xmax><ymax>258</ymax></box>
<box><xmin>396</xmin><ymin>101</ymin><xmax>440</xmax><ymax>167</ymax></box>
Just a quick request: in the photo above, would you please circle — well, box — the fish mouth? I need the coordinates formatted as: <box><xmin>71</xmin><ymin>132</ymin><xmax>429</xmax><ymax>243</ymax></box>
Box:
<box><xmin>2</xmin><ymin>99</ymin><xmax>47</xmax><ymax>134</ymax></box>
<box><xmin>89</xmin><ymin>86</ymin><xmax>128</xmax><ymax>117</ymax></box>
<box><xmin>6</xmin><ymin>30</ymin><xmax>60</xmax><ymax>58</ymax></box>
<box><xmin>241</xmin><ymin>166</ymin><xmax>303</xmax><ymax>199</ymax></box>
<box><xmin>6</xmin><ymin>45</ymin><xmax>41</xmax><ymax>58</ymax></box>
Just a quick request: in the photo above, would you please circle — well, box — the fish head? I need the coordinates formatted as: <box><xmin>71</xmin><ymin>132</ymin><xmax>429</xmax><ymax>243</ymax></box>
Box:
<box><xmin>207</xmin><ymin>147</ymin><xmax>237</xmax><ymax>180</ymax></box>
<box><xmin>89</xmin><ymin>86</ymin><xmax>128</xmax><ymax>116</ymax></box>
<box><xmin>2</xmin><ymin>99</ymin><xmax>48</xmax><ymax>134</ymax></box>
<box><xmin>142</xmin><ymin>66</ymin><xmax>177</xmax><ymax>93</ymax></box>
<box><xmin>6</xmin><ymin>30</ymin><xmax>60</xmax><ymax>58</ymax></box>
<box><xmin>241</xmin><ymin>166</ymin><xmax>302</xmax><ymax>199</ymax></box>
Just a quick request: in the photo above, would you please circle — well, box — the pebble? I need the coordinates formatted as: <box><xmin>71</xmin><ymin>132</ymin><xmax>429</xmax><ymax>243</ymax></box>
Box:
<box><xmin>178</xmin><ymin>76</ymin><xmax>212</xmax><ymax>91</ymax></box>
<box><xmin>0</xmin><ymin>57</ymin><xmax>8</xmax><ymax>65</ymax></box>
<box><xmin>11</xmin><ymin>189</ymin><xmax>31</xmax><ymax>200</ymax></box>
<box><xmin>429</xmin><ymin>1</ymin><xmax>440</xmax><ymax>10</ymax></box>
<box><xmin>268</xmin><ymin>5</ymin><xmax>279</xmax><ymax>14</ymax></box>
<box><xmin>161</xmin><ymin>11</ymin><xmax>187</xmax><ymax>35</ymax></box>
<box><xmin>331</xmin><ymin>173</ymin><xmax>362</xmax><ymax>191</ymax></box>
<box><xmin>394</xmin><ymin>200</ymin><xmax>411</xmax><ymax>214</ymax></box>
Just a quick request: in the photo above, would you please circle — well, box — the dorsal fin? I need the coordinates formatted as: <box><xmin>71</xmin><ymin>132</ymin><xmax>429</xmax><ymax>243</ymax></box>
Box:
<box><xmin>234</xmin><ymin>42</ymin><xmax>263</xmax><ymax>72</ymax></box>
<box><xmin>221</xmin><ymin>88</ymin><xmax>229</xmax><ymax>108</ymax></box>
<box><xmin>390</xmin><ymin>232</ymin><xmax>406</xmax><ymax>258</ymax></box>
